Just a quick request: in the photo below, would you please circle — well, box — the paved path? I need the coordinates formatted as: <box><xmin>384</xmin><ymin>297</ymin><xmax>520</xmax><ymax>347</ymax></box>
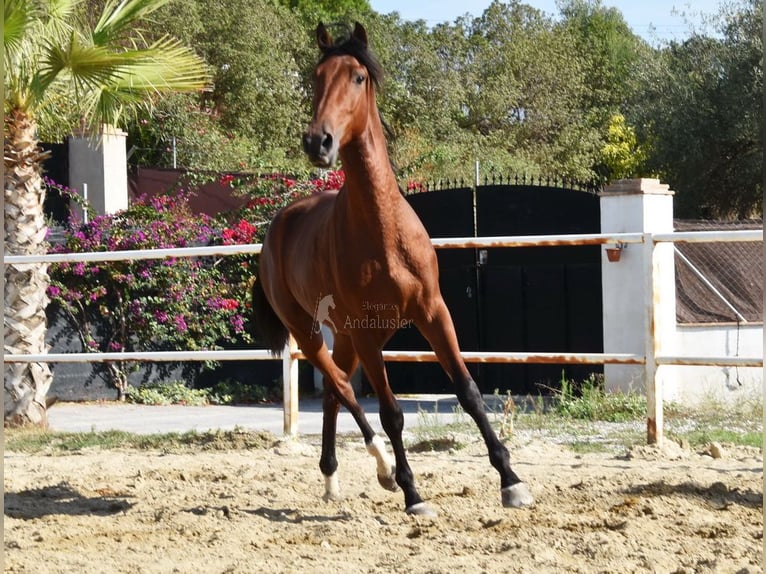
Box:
<box><xmin>47</xmin><ymin>395</ymin><xmax>506</xmax><ymax>437</ymax></box>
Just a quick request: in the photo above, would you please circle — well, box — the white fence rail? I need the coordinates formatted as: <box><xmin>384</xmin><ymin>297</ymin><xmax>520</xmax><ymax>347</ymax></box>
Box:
<box><xmin>4</xmin><ymin>229</ymin><xmax>762</xmax><ymax>443</ymax></box>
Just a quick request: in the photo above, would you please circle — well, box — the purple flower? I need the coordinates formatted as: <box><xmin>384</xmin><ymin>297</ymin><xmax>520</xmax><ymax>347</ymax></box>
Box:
<box><xmin>154</xmin><ymin>311</ymin><xmax>168</xmax><ymax>323</ymax></box>
<box><xmin>174</xmin><ymin>315</ymin><xmax>188</xmax><ymax>332</ymax></box>
<box><xmin>73</xmin><ymin>262</ymin><xmax>86</xmax><ymax>276</ymax></box>
<box><xmin>47</xmin><ymin>286</ymin><xmax>61</xmax><ymax>297</ymax></box>
<box><xmin>230</xmin><ymin>314</ymin><xmax>245</xmax><ymax>333</ymax></box>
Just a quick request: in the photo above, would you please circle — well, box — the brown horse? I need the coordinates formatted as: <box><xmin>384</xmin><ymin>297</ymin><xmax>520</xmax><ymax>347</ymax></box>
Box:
<box><xmin>252</xmin><ymin>22</ymin><xmax>533</xmax><ymax>516</ymax></box>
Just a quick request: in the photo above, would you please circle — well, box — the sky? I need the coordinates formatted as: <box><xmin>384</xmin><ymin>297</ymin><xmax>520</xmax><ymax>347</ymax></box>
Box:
<box><xmin>368</xmin><ymin>0</ymin><xmax>725</xmax><ymax>45</ymax></box>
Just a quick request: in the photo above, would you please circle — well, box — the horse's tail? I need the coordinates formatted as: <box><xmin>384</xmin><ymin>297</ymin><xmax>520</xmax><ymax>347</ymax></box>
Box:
<box><xmin>251</xmin><ymin>271</ymin><xmax>289</xmax><ymax>357</ymax></box>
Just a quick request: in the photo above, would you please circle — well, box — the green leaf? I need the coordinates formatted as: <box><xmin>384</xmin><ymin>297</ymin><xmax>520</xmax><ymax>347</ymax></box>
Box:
<box><xmin>92</xmin><ymin>0</ymin><xmax>174</xmax><ymax>45</ymax></box>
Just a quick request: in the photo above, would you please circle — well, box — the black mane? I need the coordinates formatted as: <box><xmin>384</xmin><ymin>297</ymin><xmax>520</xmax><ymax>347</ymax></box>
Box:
<box><xmin>318</xmin><ymin>28</ymin><xmax>383</xmax><ymax>89</ymax></box>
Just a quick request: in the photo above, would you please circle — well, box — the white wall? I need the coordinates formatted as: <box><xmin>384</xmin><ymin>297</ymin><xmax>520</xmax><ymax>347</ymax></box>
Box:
<box><xmin>668</xmin><ymin>323</ymin><xmax>763</xmax><ymax>404</ymax></box>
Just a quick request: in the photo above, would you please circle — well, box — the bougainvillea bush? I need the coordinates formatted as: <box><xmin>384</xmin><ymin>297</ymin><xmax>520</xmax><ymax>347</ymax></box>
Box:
<box><xmin>46</xmin><ymin>170</ymin><xmax>345</xmax><ymax>399</ymax></box>
<box><xmin>47</xmin><ymin>188</ymin><xmax>250</xmax><ymax>399</ymax></box>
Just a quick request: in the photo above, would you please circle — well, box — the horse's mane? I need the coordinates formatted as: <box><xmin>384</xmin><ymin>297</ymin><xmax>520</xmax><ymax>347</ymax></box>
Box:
<box><xmin>318</xmin><ymin>26</ymin><xmax>383</xmax><ymax>89</ymax></box>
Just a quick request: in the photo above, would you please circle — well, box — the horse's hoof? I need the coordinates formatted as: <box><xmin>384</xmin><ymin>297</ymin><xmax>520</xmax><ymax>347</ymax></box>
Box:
<box><xmin>322</xmin><ymin>491</ymin><xmax>344</xmax><ymax>502</ymax></box>
<box><xmin>405</xmin><ymin>502</ymin><xmax>437</xmax><ymax>518</ymax></box>
<box><xmin>377</xmin><ymin>472</ymin><xmax>398</xmax><ymax>492</ymax></box>
<box><xmin>501</xmin><ymin>482</ymin><xmax>534</xmax><ymax>508</ymax></box>
<box><xmin>323</xmin><ymin>473</ymin><xmax>342</xmax><ymax>502</ymax></box>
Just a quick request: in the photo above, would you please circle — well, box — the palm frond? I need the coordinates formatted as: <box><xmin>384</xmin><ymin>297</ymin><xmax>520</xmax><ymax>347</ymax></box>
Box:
<box><xmin>43</xmin><ymin>0</ymin><xmax>81</xmax><ymax>39</ymax></box>
<box><xmin>92</xmin><ymin>0</ymin><xmax>174</xmax><ymax>45</ymax></box>
<box><xmin>4</xmin><ymin>0</ymin><xmax>35</xmax><ymax>59</ymax></box>
<box><xmin>37</xmin><ymin>33</ymin><xmax>130</xmax><ymax>99</ymax></box>
<box><xmin>112</xmin><ymin>36</ymin><xmax>212</xmax><ymax>93</ymax></box>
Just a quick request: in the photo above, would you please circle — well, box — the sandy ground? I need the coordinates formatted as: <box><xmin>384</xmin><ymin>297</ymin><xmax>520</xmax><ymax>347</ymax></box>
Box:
<box><xmin>4</xmin><ymin>432</ymin><xmax>763</xmax><ymax>574</ymax></box>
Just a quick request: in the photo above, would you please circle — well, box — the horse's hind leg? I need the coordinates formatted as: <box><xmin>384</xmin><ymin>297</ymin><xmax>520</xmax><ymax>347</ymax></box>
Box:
<box><xmin>415</xmin><ymin>298</ymin><xmax>534</xmax><ymax>509</ymax></box>
<box><xmin>318</xmin><ymin>334</ymin><xmax>396</xmax><ymax>501</ymax></box>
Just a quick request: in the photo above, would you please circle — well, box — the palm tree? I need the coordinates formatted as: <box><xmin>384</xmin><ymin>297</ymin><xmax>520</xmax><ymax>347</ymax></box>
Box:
<box><xmin>4</xmin><ymin>0</ymin><xmax>211</xmax><ymax>426</ymax></box>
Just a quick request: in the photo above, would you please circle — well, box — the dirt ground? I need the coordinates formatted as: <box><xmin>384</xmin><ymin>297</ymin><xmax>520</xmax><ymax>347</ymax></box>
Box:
<box><xmin>4</xmin><ymin>432</ymin><xmax>763</xmax><ymax>574</ymax></box>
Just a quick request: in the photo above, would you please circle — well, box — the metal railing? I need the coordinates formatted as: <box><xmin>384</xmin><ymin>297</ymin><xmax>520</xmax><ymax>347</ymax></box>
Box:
<box><xmin>4</xmin><ymin>229</ymin><xmax>763</xmax><ymax>443</ymax></box>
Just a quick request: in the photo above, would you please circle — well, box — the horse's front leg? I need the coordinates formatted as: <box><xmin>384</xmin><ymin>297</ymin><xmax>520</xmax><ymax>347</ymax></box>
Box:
<box><xmin>318</xmin><ymin>333</ymin><xmax>396</xmax><ymax>501</ymax></box>
<box><xmin>351</xmin><ymin>333</ymin><xmax>435</xmax><ymax>517</ymax></box>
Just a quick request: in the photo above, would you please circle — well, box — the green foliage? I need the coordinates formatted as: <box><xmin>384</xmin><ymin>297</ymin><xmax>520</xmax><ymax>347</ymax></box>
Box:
<box><xmin>126</xmin><ymin>381</ymin><xmax>209</xmax><ymax>406</ymax></box>
<box><xmin>125</xmin><ymin>378</ymin><xmax>279</xmax><ymax>406</ymax></box>
<box><xmin>192</xmin><ymin>0</ymin><xmax>308</xmax><ymax>155</ymax></box>
<box><xmin>276</xmin><ymin>0</ymin><xmax>373</xmax><ymax>24</ymax></box>
<box><xmin>632</xmin><ymin>0</ymin><xmax>763</xmax><ymax>218</ymax></box>
<box><xmin>550</xmin><ymin>373</ymin><xmax>646</xmax><ymax>422</ymax></box>
<box><xmin>599</xmin><ymin>113</ymin><xmax>649</xmax><ymax>180</ymax></box>
<box><xmin>127</xmin><ymin>93</ymin><xmax>257</xmax><ymax>171</ymax></box>
<box><xmin>207</xmin><ymin>380</ymin><xmax>280</xmax><ymax>405</ymax></box>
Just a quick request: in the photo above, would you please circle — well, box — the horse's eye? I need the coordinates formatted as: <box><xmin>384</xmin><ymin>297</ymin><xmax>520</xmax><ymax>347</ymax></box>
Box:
<box><xmin>355</xmin><ymin>73</ymin><xmax>366</xmax><ymax>85</ymax></box>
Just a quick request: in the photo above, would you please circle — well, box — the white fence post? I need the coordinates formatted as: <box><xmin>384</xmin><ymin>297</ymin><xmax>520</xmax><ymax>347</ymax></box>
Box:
<box><xmin>282</xmin><ymin>335</ymin><xmax>299</xmax><ymax>437</ymax></box>
<box><xmin>643</xmin><ymin>233</ymin><xmax>661</xmax><ymax>445</ymax></box>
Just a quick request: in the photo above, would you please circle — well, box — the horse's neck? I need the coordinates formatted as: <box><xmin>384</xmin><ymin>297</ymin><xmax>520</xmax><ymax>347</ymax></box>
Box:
<box><xmin>338</xmin><ymin>115</ymin><xmax>402</xmax><ymax>231</ymax></box>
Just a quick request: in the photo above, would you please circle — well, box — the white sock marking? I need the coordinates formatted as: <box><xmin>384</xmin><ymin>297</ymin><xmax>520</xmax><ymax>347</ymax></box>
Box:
<box><xmin>366</xmin><ymin>435</ymin><xmax>394</xmax><ymax>477</ymax></box>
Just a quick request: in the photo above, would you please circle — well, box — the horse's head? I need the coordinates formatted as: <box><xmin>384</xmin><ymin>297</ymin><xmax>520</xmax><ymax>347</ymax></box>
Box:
<box><xmin>302</xmin><ymin>22</ymin><xmax>381</xmax><ymax>168</ymax></box>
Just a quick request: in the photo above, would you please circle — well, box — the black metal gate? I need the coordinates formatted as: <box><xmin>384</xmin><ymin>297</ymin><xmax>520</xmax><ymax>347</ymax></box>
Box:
<box><xmin>383</xmin><ymin>182</ymin><xmax>603</xmax><ymax>395</ymax></box>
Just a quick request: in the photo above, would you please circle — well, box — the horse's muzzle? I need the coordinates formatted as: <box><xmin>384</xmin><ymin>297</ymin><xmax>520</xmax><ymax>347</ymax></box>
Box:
<box><xmin>302</xmin><ymin>129</ymin><xmax>338</xmax><ymax>168</ymax></box>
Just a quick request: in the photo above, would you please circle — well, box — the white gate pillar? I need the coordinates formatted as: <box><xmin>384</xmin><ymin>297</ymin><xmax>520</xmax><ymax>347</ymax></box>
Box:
<box><xmin>600</xmin><ymin>179</ymin><xmax>677</xmax><ymax>417</ymax></box>
<box><xmin>68</xmin><ymin>125</ymin><xmax>128</xmax><ymax>220</ymax></box>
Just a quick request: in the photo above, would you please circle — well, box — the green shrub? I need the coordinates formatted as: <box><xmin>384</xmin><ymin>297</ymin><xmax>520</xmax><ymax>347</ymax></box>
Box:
<box><xmin>207</xmin><ymin>379</ymin><xmax>279</xmax><ymax>405</ymax></box>
<box><xmin>126</xmin><ymin>381</ymin><xmax>209</xmax><ymax>406</ymax></box>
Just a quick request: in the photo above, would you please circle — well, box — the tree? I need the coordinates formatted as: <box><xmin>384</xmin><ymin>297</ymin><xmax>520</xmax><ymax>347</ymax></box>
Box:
<box><xmin>462</xmin><ymin>1</ymin><xmax>599</xmax><ymax>180</ymax></box>
<box><xmin>3</xmin><ymin>0</ymin><xmax>210</xmax><ymax>427</ymax></box>
<box><xmin>191</xmin><ymin>0</ymin><xmax>309</xmax><ymax>165</ymax></box>
<box><xmin>275</xmin><ymin>0</ymin><xmax>372</xmax><ymax>25</ymax></box>
<box><xmin>557</xmin><ymin>0</ymin><xmax>649</xmax><ymax>121</ymax></box>
<box><xmin>598</xmin><ymin>113</ymin><xmax>648</xmax><ymax>180</ymax></box>
<box><xmin>634</xmin><ymin>0</ymin><xmax>763</xmax><ymax>218</ymax></box>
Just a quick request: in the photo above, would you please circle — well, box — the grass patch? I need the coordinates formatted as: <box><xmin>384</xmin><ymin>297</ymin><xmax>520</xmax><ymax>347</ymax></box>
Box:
<box><xmin>407</xmin><ymin>404</ymin><xmax>474</xmax><ymax>451</ymax></box>
<box><xmin>547</xmin><ymin>374</ymin><xmax>646</xmax><ymax>423</ymax></box>
<box><xmin>413</xmin><ymin>378</ymin><xmax>762</xmax><ymax>455</ymax></box>
<box><xmin>4</xmin><ymin>427</ymin><xmax>277</xmax><ymax>454</ymax></box>
<box><xmin>666</xmin><ymin>391</ymin><xmax>763</xmax><ymax>449</ymax></box>
<box><xmin>678</xmin><ymin>428</ymin><xmax>762</xmax><ymax>449</ymax></box>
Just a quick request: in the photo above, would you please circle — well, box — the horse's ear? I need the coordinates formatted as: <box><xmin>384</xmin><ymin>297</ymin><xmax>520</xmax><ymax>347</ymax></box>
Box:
<box><xmin>316</xmin><ymin>22</ymin><xmax>333</xmax><ymax>51</ymax></box>
<box><xmin>352</xmin><ymin>22</ymin><xmax>368</xmax><ymax>48</ymax></box>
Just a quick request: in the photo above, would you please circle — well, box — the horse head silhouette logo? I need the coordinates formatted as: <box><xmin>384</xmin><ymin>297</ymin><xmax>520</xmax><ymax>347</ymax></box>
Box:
<box><xmin>312</xmin><ymin>293</ymin><xmax>338</xmax><ymax>334</ymax></box>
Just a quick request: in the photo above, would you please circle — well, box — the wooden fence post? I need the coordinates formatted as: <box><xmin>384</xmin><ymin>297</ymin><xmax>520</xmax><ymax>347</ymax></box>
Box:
<box><xmin>643</xmin><ymin>233</ymin><xmax>662</xmax><ymax>445</ymax></box>
<box><xmin>282</xmin><ymin>335</ymin><xmax>299</xmax><ymax>437</ymax></box>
